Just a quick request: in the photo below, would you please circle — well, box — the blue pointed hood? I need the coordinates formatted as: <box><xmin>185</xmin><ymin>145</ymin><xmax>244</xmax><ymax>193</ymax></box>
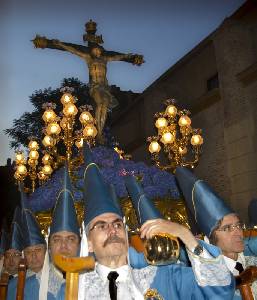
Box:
<box><xmin>22</xmin><ymin>208</ymin><xmax>46</xmax><ymax>248</ymax></box>
<box><xmin>109</xmin><ymin>184</ymin><xmax>123</xmax><ymax>217</ymax></box>
<box><xmin>0</xmin><ymin>229</ymin><xmax>9</xmax><ymax>254</ymax></box>
<box><xmin>83</xmin><ymin>144</ymin><xmax>122</xmax><ymax>227</ymax></box>
<box><xmin>20</xmin><ymin>186</ymin><xmax>46</xmax><ymax>248</ymax></box>
<box><xmin>124</xmin><ymin>175</ymin><xmax>162</xmax><ymax>225</ymax></box>
<box><xmin>175</xmin><ymin>167</ymin><xmax>233</xmax><ymax>237</ymax></box>
<box><xmin>8</xmin><ymin>206</ymin><xmax>24</xmax><ymax>252</ymax></box>
<box><xmin>49</xmin><ymin>165</ymin><xmax>80</xmax><ymax>237</ymax></box>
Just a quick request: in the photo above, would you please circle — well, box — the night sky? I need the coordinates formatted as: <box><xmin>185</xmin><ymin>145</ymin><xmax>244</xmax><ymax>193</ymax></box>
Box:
<box><xmin>0</xmin><ymin>0</ymin><xmax>245</xmax><ymax>165</ymax></box>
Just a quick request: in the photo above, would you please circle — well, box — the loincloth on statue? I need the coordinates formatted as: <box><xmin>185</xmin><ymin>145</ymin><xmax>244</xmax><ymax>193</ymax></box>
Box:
<box><xmin>89</xmin><ymin>83</ymin><xmax>118</xmax><ymax>109</ymax></box>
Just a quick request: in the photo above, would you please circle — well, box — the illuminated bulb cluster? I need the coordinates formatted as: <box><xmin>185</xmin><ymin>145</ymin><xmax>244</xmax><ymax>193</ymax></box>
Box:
<box><xmin>147</xmin><ymin>99</ymin><xmax>204</xmax><ymax>170</ymax></box>
<box><xmin>14</xmin><ymin>151</ymin><xmax>28</xmax><ymax>180</ymax></box>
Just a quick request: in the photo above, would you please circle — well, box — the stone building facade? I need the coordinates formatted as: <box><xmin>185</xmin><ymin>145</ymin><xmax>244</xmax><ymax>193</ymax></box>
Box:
<box><xmin>111</xmin><ymin>1</ymin><xmax>257</xmax><ymax>222</ymax></box>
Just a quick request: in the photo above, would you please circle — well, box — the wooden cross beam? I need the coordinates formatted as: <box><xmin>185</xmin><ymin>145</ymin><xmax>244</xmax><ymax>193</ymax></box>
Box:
<box><xmin>53</xmin><ymin>255</ymin><xmax>95</xmax><ymax>300</ymax></box>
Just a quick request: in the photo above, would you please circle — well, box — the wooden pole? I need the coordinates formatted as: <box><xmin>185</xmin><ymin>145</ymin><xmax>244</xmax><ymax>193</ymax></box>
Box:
<box><xmin>236</xmin><ymin>266</ymin><xmax>257</xmax><ymax>300</ymax></box>
<box><xmin>53</xmin><ymin>255</ymin><xmax>95</xmax><ymax>300</ymax></box>
<box><xmin>238</xmin><ymin>285</ymin><xmax>254</xmax><ymax>300</ymax></box>
<box><xmin>0</xmin><ymin>272</ymin><xmax>9</xmax><ymax>300</ymax></box>
<box><xmin>16</xmin><ymin>258</ymin><xmax>27</xmax><ymax>300</ymax></box>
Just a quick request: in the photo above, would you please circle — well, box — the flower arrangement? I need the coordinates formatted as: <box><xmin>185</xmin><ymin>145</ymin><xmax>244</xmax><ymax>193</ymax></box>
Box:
<box><xmin>28</xmin><ymin>146</ymin><xmax>181</xmax><ymax>212</ymax></box>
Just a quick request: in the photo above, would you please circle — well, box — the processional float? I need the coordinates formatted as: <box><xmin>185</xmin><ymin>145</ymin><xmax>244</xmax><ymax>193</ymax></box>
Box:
<box><xmin>9</xmin><ymin>19</ymin><xmax>257</xmax><ymax>300</ymax></box>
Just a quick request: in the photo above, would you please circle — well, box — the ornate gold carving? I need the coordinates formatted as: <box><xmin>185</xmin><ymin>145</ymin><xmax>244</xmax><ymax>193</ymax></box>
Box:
<box><xmin>121</xmin><ymin>197</ymin><xmax>190</xmax><ymax>232</ymax></box>
<box><xmin>36</xmin><ymin>211</ymin><xmax>52</xmax><ymax>236</ymax></box>
<box><xmin>144</xmin><ymin>288</ymin><xmax>163</xmax><ymax>300</ymax></box>
<box><xmin>36</xmin><ymin>197</ymin><xmax>189</xmax><ymax>237</ymax></box>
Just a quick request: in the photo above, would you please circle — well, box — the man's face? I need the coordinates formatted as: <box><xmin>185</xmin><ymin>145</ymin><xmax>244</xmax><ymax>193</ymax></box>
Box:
<box><xmin>88</xmin><ymin>213</ymin><xmax>128</xmax><ymax>264</ymax></box>
<box><xmin>49</xmin><ymin>231</ymin><xmax>80</xmax><ymax>258</ymax></box>
<box><xmin>3</xmin><ymin>249</ymin><xmax>21</xmax><ymax>275</ymax></box>
<box><xmin>215</xmin><ymin>214</ymin><xmax>244</xmax><ymax>258</ymax></box>
<box><xmin>24</xmin><ymin>244</ymin><xmax>46</xmax><ymax>273</ymax></box>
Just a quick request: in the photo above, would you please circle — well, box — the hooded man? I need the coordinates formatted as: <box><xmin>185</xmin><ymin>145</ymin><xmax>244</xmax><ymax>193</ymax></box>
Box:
<box><xmin>3</xmin><ymin>207</ymin><xmax>23</xmax><ymax>278</ymax></box>
<box><xmin>7</xmin><ymin>187</ymin><xmax>47</xmax><ymax>300</ymax></box>
<box><xmin>175</xmin><ymin>166</ymin><xmax>257</xmax><ymax>299</ymax></box>
<box><xmin>23</xmin><ymin>165</ymin><xmax>80</xmax><ymax>300</ymax></box>
<box><xmin>58</xmin><ymin>144</ymin><xmax>234</xmax><ymax>300</ymax></box>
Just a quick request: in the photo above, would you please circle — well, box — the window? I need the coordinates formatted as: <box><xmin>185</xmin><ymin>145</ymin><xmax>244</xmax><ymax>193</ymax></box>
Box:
<box><xmin>207</xmin><ymin>73</ymin><xmax>219</xmax><ymax>91</ymax></box>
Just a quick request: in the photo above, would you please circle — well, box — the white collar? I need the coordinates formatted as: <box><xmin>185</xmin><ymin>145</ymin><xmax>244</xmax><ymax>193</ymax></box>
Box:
<box><xmin>96</xmin><ymin>262</ymin><xmax>131</xmax><ymax>284</ymax></box>
<box><xmin>223</xmin><ymin>253</ymin><xmax>246</xmax><ymax>273</ymax></box>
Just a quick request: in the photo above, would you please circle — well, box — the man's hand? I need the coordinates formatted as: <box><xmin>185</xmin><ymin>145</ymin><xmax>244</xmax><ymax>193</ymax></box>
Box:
<box><xmin>140</xmin><ymin>219</ymin><xmax>198</xmax><ymax>251</ymax></box>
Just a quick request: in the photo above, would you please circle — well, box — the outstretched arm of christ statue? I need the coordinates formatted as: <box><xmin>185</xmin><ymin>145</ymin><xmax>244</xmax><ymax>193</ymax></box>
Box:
<box><xmin>105</xmin><ymin>50</ymin><xmax>144</xmax><ymax>66</ymax></box>
<box><xmin>32</xmin><ymin>35</ymin><xmax>90</xmax><ymax>58</ymax></box>
<box><xmin>32</xmin><ymin>35</ymin><xmax>144</xmax><ymax>65</ymax></box>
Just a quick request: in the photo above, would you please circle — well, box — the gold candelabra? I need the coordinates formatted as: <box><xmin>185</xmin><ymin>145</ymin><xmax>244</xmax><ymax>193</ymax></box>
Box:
<box><xmin>41</xmin><ymin>91</ymin><xmax>97</xmax><ymax>173</ymax></box>
<box><xmin>147</xmin><ymin>99</ymin><xmax>204</xmax><ymax>172</ymax></box>
<box><xmin>14</xmin><ymin>90</ymin><xmax>98</xmax><ymax>192</ymax></box>
<box><xmin>14</xmin><ymin>138</ymin><xmax>51</xmax><ymax>192</ymax></box>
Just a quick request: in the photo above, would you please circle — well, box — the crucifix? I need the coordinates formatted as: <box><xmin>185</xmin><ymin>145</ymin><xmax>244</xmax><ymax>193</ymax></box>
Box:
<box><xmin>32</xmin><ymin>20</ymin><xmax>144</xmax><ymax>143</ymax></box>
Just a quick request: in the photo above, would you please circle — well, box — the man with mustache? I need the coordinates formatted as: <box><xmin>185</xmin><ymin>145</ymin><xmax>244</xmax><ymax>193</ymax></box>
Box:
<box><xmin>175</xmin><ymin>166</ymin><xmax>257</xmax><ymax>299</ymax></box>
<box><xmin>57</xmin><ymin>145</ymin><xmax>234</xmax><ymax>300</ymax></box>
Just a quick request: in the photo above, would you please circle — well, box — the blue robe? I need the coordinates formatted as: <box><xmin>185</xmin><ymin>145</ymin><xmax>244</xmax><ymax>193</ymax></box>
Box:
<box><xmin>6</xmin><ymin>276</ymin><xmax>18</xmax><ymax>300</ymax></box>
<box><xmin>22</xmin><ymin>274</ymin><xmax>57</xmax><ymax>300</ymax></box>
<box><xmin>7</xmin><ymin>264</ymin><xmax>64</xmax><ymax>300</ymax></box>
<box><xmin>7</xmin><ymin>271</ymin><xmax>35</xmax><ymax>300</ymax></box>
<box><xmin>57</xmin><ymin>241</ymin><xmax>235</xmax><ymax>300</ymax></box>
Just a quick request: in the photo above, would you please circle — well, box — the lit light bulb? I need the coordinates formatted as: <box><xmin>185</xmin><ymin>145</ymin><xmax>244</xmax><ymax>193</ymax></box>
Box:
<box><xmin>83</xmin><ymin>124</ymin><xmax>97</xmax><ymax>138</ymax></box>
<box><xmin>79</xmin><ymin>111</ymin><xmax>93</xmax><ymax>124</ymax></box>
<box><xmin>17</xmin><ymin>165</ymin><xmax>27</xmax><ymax>176</ymax></box>
<box><xmin>191</xmin><ymin>134</ymin><xmax>203</xmax><ymax>146</ymax></box>
<box><xmin>42</xmin><ymin>154</ymin><xmax>51</xmax><ymax>165</ymax></box>
<box><xmin>42</xmin><ymin>109</ymin><xmax>56</xmax><ymax>123</ymax></box>
<box><xmin>61</xmin><ymin>93</ymin><xmax>74</xmax><ymax>105</ymax></box>
<box><xmin>160</xmin><ymin>132</ymin><xmax>175</xmax><ymax>144</ymax></box>
<box><xmin>28</xmin><ymin>158</ymin><xmax>38</xmax><ymax>166</ymax></box>
<box><xmin>29</xmin><ymin>150</ymin><xmax>39</xmax><ymax>160</ymax></box>
<box><xmin>178</xmin><ymin>115</ymin><xmax>191</xmax><ymax>127</ymax></box>
<box><xmin>165</xmin><ymin>105</ymin><xmax>177</xmax><ymax>117</ymax></box>
<box><xmin>28</xmin><ymin>140</ymin><xmax>39</xmax><ymax>151</ymax></box>
<box><xmin>149</xmin><ymin>141</ymin><xmax>161</xmax><ymax>153</ymax></box>
<box><xmin>155</xmin><ymin>117</ymin><xmax>168</xmax><ymax>129</ymax></box>
<box><xmin>42</xmin><ymin>135</ymin><xmax>55</xmax><ymax>147</ymax></box>
<box><xmin>42</xmin><ymin>165</ymin><xmax>53</xmax><ymax>175</ymax></box>
<box><xmin>15</xmin><ymin>152</ymin><xmax>24</xmax><ymax>163</ymax></box>
<box><xmin>63</xmin><ymin>103</ymin><xmax>78</xmax><ymax>117</ymax></box>
<box><xmin>46</xmin><ymin>122</ymin><xmax>61</xmax><ymax>135</ymax></box>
